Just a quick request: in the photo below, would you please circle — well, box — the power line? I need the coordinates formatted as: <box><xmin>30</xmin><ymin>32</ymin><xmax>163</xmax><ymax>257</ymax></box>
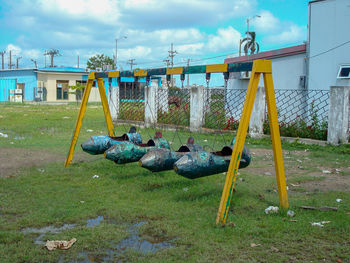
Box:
<box><xmin>126</xmin><ymin>58</ymin><xmax>136</xmax><ymax>71</ymax></box>
<box><xmin>167</xmin><ymin>43</ymin><xmax>177</xmax><ymax>68</ymax></box>
<box><xmin>44</xmin><ymin>49</ymin><xmax>61</xmax><ymax>67</ymax></box>
<box><xmin>309</xmin><ymin>40</ymin><xmax>350</xmax><ymax>59</ymax></box>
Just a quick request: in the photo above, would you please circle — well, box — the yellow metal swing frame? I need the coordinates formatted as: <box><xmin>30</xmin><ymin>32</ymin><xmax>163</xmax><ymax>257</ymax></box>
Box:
<box><xmin>65</xmin><ymin>59</ymin><xmax>289</xmax><ymax>225</ymax></box>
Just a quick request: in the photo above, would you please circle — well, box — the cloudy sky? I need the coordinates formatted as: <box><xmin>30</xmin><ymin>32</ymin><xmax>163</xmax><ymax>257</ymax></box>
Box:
<box><xmin>0</xmin><ymin>0</ymin><xmax>308</xmax><ymax>70</ymax></box>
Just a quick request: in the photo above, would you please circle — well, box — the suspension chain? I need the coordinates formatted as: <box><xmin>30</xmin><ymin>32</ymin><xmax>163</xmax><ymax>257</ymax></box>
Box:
<box><xmin>223</xmin><ymin>72</ymin><xmax>229</xmax><ymax>89</ymax></box>
<box><xmin>205</xmin><ymin>73</ymin><xmax>211</xmax><ymax>88</ymax></box>
<box><xmin>180</xmin><ymin>73</ymin><xmax>185</xmax><ymax>88</ymax></box>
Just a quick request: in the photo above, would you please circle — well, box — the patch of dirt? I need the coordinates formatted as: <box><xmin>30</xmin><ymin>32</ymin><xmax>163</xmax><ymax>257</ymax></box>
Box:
<box><xmin>299</xmin><ymin>170</ymin><xmax>350</xmax><ymax>192</ymax></box>
<box><xmin>0</xmin><ymin>148</ymin><xmax>64</xmax><ymax>178</ymax></box>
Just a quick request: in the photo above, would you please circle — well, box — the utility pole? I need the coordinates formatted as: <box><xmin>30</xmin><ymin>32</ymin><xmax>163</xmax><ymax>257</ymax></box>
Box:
<box><xmin>31</xmin><ymin>59</ymin><xmax>37</xmax><ymax>68</ymax></box>
<box><xmin>16</xmin><ymin>56</ymin><xmax>22</xmax><ymax>69</ymax></box>
<box><xmin>44</xmin><ymin>49</ymin><xmax>60</xmax><ymax>67</ymax></box>
<box><xmin>0</xmin><ymin>51</ymin><xmax>5</xmax><ymax>69</ymax></box>
<box><xmin>168</xmin><ymin>43</ymin><xmax>177</xmax><ymax>68</ymax></box>
<box><xmin>114</xmin><ymin>36</ymin><xmax>127</xmax><ymax>69</ymax></box>
<box><xmin>163</xmin><ymin>59</ymin><xmax>170</xmax><ymax>67</ymax></box>
<box><xmin>9</xmin><ymin>50</ymin><xmax>12</xmax><ymax>69</ymax></box>
<box><xmin>127</xmin><ymin>59</ymin><xmax>136</xmax><ymax>71</ymax></box>
<box><xmin>186</xmin><ymin>58</ymin><xmax>190</xmax><ymax>87</ymax></box>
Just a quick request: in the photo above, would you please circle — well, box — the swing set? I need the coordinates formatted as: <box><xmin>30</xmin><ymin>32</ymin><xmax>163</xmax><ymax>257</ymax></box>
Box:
<box><xmin>65</xmin><ymin>59</ymin><xmax>289</xmax><ymax>225</ymax></box>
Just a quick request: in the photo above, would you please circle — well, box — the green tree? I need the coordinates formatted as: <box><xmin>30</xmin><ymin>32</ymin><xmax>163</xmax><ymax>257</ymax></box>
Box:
<box><xmin>86</xmin><ymin>54</ymin><xmax>114</xmax><ymax>70</ymax></box>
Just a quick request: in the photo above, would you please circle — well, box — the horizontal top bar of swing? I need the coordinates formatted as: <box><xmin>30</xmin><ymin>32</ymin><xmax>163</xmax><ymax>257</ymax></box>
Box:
<box><xmin>94</xmin><ymin>62</ymin><xmax>253</xmax><ymax>79</ymax></box>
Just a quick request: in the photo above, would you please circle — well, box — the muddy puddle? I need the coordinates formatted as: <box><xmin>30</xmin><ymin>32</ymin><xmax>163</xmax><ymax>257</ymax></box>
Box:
<box><xmin>21</xmin><ymin>216</ymin><xmax>174</xmax><ymax>262</ymax></box>
<box><xmin>21</xmin><ymin>224</ymin><xmax>77</xmax><ymax>245</ymax></box>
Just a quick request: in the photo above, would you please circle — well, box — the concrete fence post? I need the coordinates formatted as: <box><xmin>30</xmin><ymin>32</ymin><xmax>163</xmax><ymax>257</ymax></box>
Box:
<box><xmin>144</xmin><ymin>79</ymin><xmax>158</xmax><ymax>127</ymax></box>
<box><xmin>108</xmin><ymin>85</ymin><xmax>119</xmax><ymax>120</ymax></box>
<box><xmin>158</xmin><ymin>84</ymin><xmax>169</xmax><ymax>113</ymax></box>
<box><xmin>190</xmin><ymin>85</ymin><xmax>205</xmax><ymax>131</ymax></box>
<box><xmin>249</xmin><ymin>86</ymin><xmax>265</xmax><ymax>138</ymax></box>
<box><xmin>327</xmin><ymin>86</ymin><xmax>350</xmax><ymax>145</ymax></box>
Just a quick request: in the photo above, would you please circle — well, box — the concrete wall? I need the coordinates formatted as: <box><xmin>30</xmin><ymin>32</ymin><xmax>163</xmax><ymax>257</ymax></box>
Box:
<box><xmin>308</xmin><ymin>0</ymin><xmax>350</xmax><ymax>90</ymax></box>
<box><xmin>0</xmin><ymin>69</ymin><xmax>37</xmax><ymax>101</ymax></box>
<box><xmin>37</xmin><ymin>72</ymin><xmax>84</xmax><ymax>102</ymax></box>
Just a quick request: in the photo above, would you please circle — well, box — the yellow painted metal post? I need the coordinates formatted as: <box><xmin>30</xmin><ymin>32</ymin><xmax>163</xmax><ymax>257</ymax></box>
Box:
<box><xmin>216</xmin><ymin>59</ymin><xmax>289</xmax><ymax>225</ymax></box>
<box><xmin>263</xmin><ymin>72</ymin><xmax>289</xmax><ymax>209</ymax></box>
<box><xmin>64</xmin><ymin>76</ymin><xmax>94</xmax><ymax>167</ymax></box>
<box><xmin>96</xmin><ymin>78</ymin><xmax>115</xmax><ymax>137</ymax></box>
<box><xmin>216</xmin><ymin>62</ymin><xmax>261</xmax><ymax>225</ymax></box>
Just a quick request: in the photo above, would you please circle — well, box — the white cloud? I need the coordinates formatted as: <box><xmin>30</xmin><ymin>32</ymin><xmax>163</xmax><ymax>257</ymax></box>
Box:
<box><xmin>6</xmin><ymin>44</ymin><xmax>22</xmax><ymax>56</ymax></box>
<box><xmin>23</xmin><ymin>49</ymin><xmax>41</xmax><ymax>59</ymax></box>
<box><xmin>251</xmin><ymin>10</ymin><xmax>279</xmax><ymax>33</ymax></box>
<box><xmin>207</xmin><ymin>26</ymin><xmax>241</xmax><ymax>52</ymax></box>
<box><xmin>265</xmin><ymin>24</ymin><xmax>306</xmax><ymax>44</ymax></box>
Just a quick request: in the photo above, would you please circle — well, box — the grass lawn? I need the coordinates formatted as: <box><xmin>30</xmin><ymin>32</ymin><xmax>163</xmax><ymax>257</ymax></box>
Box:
<box><xmin>0</xmin><ymin>103</ymin><xmax>350</xmax><ymax>263</ymax></box>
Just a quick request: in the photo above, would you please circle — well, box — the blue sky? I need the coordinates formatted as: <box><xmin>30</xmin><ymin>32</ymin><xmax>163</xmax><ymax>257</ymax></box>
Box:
<box><xmin>0</xmin><ymin>0</ymin><xmax>308</xmax><ymax>71</ymax></box>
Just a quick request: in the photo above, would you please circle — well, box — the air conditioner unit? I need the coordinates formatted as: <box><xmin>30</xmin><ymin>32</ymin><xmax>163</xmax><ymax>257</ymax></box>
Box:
<box><xmin>240</xmin><ymin>71</ymin><xmax>251</xmax><ymax>79</ymax></box>
<box><xmin>96</xmin><ymin>67</ymin><xmax>102</xmax><ymax>72</ymax></box>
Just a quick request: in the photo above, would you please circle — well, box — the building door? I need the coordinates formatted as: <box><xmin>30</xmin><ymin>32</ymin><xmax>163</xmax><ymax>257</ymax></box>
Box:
<box><xmin>56</xmin><ymin>81</ymin><xmax>69</xmax><ymax>100</ymax></box>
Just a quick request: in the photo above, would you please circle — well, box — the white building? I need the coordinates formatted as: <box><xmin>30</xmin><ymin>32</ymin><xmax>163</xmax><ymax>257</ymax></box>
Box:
<box><xmin>308</xmin><ymin>0</ymin><xmax>350</xmax><ymax>90</ymax></box>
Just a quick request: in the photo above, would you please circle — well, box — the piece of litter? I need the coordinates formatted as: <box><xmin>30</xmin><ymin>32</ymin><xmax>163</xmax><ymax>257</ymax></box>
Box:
<box><xmin>250</xmin><ymin>243</ymin><xmax>261</xmax><ymax>248</ymax></box>
<box><xmin>300</xmin><ymin>206</ymin><xmax>338</xmax><ymax>211</ymax></box>
<box><xmin>287</xmin><ymin>210</ymin><xmax>295</xmax><ymax>217</ymax></box>
<box><xmin>264</xmin><ymin>172</ymin><xmax>272</xmax><ymax>176</ymax></box>
<box><xmin>80</xmin><ymin>201</ymin><xmax>85</xmax><ymax>204</ymax></box>
<box><xmin>63</xmin><ymin>116</ymin><xmax>70</xmax><ymax>119</ymax></box>
<box><xmin>37</xmin><ymin>168</ymin><xmax>45</xmax><ymax>173</ymax></box>
<box><xmin>0</xmin><ymin>132</ymin><xmax>8</xmax><ymax>138</ymax></box>
<box><xmin>87</xmin><ymin>129</ymin><xmax>94</xmax><ymax>132</ymax></box>
<box><xmin>290</xmin><ymin>183</ymin><xmax>300</xmax><ymax>187</ymax></box>
<box><xmin>310</xmin><ymin>221</ymin><xmax>331</xmax><ymax>227</ymax></box>
<box><xmin>265</xmin><ymin>206</ymin><xmax>279</xmax><ymax>214</ymax></box>
<box><xmin>45</xmin><ymin>238</ymin><xmax>76</xmax><ymax>251</ymax></box>
<box><xmin>203</xmin><ymin>139</ymin><xmax>208</xmax><ymax>142</ymax></box>
<box><xmin>183</xmin><ymin>187</ymin><xmax>188</xmax><ymax>191</ymax></box>
<box><xmin>336</xmin><ymin>199</ymin><xmax>342</xmax><ymax>203</ymax></box>
<box><xmin>322</xmin><ymin>170</ymin><xmax>331</xmax><ymax>174</ymax></box>
<box><xmin>335</xmin><ymin>169</ymin><xmax>341</xmax><ymax>173</ymax></box>
<box><xmin>289</xmin><ymin>219</ymin><xmax>298</xmax><ymax>222</ymax></box>
<box><xmin>92</xmin><ymin>175</ymin><xmax>99</xmax><ymax>179</ymax></box>
<box><xmin>270</xmin><ymin>246</ymin><xmax>279</xmax><ymax>252</ymax></box>
<box><xmin>296</xmin><ymin>159</ymin><xmax>302</xmax><ymax>163</ymax></box>
<box><xmin>10</xmin><ymin>142</ymin><xmax>14</xmax><ymax>144</ymax></box>
<box><xmin>286</xmin><ymin>186</ymin><xmax>289</xmax><ymax>190</ymax></box>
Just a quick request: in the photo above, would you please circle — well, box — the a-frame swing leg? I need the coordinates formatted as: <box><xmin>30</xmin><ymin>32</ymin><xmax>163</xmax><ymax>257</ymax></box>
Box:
<box><xmin>216</xmin><ymin>59</ymin><xmax>289</xmax><ymax>225</ymax></box>
<box><xmin>64</xmin><ymin>74</ymin><xmax>115</xmax><ymax>167</ymax></box>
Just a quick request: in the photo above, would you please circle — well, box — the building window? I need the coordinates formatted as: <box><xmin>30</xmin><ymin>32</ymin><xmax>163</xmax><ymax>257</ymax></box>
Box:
<box><xmin>337</xmin><ymin>65</ymin><xmax>350</xmax><ymax>79</ymax></box>
<box><xmin>56</xmin><ymin>81</ymin><xmax>69</xmax><ymax>100</ymax></box>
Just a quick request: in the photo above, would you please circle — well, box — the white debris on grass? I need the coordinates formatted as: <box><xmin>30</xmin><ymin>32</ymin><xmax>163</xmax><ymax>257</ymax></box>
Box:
<box><xmin>92</xmin><ymin>175</ymin><xmax>99</xmax><ymax>179</ymax></box>
<box><xmin>287</xmin><ymin>210</ymin><xmax>295</xmax><ymax>217</ymax></box>
<box><xmin>310</xmin><ymin>221</ymin><xmax>331</xmax><ymax>227</ymax></box>
<box><xmin>183</xmin><ymin>187</ymin><xmax>189</xmax><ymax>192</ymax></box>
<box><xmin>322</xmin><ymin>170</ymin><xmax>331</xmax><ymax>174</ymax></box>
<box><xmin>265</xmin><ymin>206</ymin><xmax>279</xmax><ymax>214</ymax></box>
<box><xmin>63</xmin><ymin>116</ymin><xmax>70</xmax><ymax>119</ymax></box>
<box><xmin>203</xmin><ymin>139</ymin><xmax>208</xmax><ymax>142</ymax></box>
<box><xmin>0</xmin><ymin>132</ymin><xmax>8</xmax><ymax>138</ymax></box>
<box><xmin>336</xmin><ymin>199</ymin><xmax>342</xmax><ymax>203</ymax></box>
<box><xmin>87</xmin><ymin>129</ymin><xmax>94</xmax><ymax>132</ymax></box>
<box><xmin>10</xmin><ymin>142</ymin><xmax>14</xmax><ymax>144</ymax></box>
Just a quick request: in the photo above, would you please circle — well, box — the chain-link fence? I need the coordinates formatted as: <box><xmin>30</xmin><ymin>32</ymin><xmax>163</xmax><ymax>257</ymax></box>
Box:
<box><xmin>118</xmin><ymin>83</ymin><xmax>145</xmax><ymax>122</ymax></box>
<box><xmin>157</xmin><ymin>87</ymin><xmax>191</xmax><ymax>127</ymax></box>
<box><xmin>264</xmin><ymin>89</ymin><xmax>330</xmax><ymax>140</ymax></box>
<box><xmin>203</xmin><ymin>88</ymin><xmax>247</xmax><ymax>131</ymax></box>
